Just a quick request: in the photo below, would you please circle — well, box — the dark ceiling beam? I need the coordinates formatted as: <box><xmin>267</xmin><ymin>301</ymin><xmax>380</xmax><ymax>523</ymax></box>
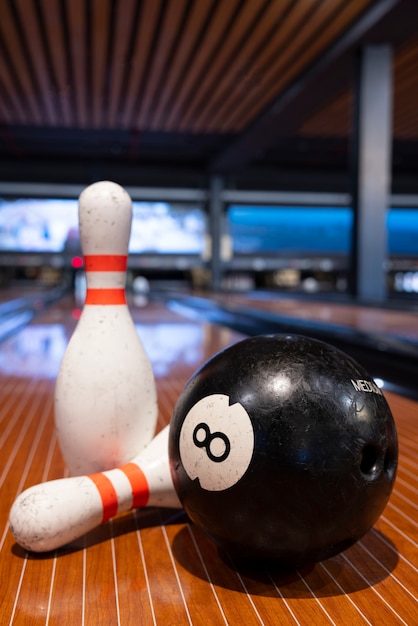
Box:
<box><xmin>211</xmin><ymin>0</ymin><xmax>418</xmax><ymax>173</ymax></box>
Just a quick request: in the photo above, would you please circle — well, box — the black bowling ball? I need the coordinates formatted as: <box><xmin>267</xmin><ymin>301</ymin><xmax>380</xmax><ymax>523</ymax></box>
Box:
<box><xmin>169</xmin><ymin>334</ymin><xmax>398</xmax><ymax>568</ymax></box>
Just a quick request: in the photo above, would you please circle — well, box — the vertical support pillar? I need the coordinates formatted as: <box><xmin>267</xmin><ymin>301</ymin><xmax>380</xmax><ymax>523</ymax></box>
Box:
<box><xmin>208</xmin><ymin>175</ymin><xmax>224</xmax><ymax>291</ymax></box>
<box><xmin>351</xmin><ymin>45</ymin><xmax>393</xmax><ymax>302</ymax></box>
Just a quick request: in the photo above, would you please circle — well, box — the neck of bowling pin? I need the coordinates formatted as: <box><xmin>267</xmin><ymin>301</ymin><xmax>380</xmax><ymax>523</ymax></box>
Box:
<box><xmin>84</xmin><ymin>254</ymin><xmax>127</xmax><ymax>306</ymax></box>
<box><xmin>90</xmin><ymin>461</ymin><xmax>150</xmax><ymax>523</ymax></box>
<box><xmin>89</xmin><ymin>426</ymin><xmax>181</xmax><ymax>522</ymax></box>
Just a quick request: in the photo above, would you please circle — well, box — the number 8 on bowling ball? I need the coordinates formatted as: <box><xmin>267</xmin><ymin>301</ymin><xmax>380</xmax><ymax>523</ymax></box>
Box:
<box><xmin>169</xmin><ymin>334</ymin><xmax>398</xmax><ymax>568</ymax></box>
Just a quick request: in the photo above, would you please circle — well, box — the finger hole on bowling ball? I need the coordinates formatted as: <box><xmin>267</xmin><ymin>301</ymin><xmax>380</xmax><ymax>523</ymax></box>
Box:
<box><xmin>360</xmin><ymin>444</ymin><xmax>379</xmax><ymax>478</ymax></box>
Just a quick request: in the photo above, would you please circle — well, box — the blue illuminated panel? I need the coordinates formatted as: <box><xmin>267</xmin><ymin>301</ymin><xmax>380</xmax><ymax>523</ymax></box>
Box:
<box><xmin>227</xmin><ymin>206</ymin><xmax>352</xmax><ymax>255</ymax></box>
<box><xmin>227</xmin><ymin>205</ymin><xmax>418</xmax><ymax>257</ymax></box>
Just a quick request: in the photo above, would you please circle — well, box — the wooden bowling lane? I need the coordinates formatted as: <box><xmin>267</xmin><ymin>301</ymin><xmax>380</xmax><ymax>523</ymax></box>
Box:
<box><xmin>1</xmin><ymin>294</ymin><xmax>417</xmax><ymax>625</ymax></box>
<box><xmin>208</xmin><ymin>291</ymin><xmax>418</xmax><ymax>343</ymax></box>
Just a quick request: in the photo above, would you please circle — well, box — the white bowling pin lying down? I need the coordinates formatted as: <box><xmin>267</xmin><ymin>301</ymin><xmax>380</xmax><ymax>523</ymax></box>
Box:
<box><xmin>9</xmin><ymin>426</ymin><xmax>181</xmax><ymax>553</ymax></box>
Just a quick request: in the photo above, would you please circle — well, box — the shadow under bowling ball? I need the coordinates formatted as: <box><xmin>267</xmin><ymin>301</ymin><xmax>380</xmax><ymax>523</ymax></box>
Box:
<box><xmin>171</xmin><ymin>524</ymin><xmax>399</xmax><ymax>598</ymax></box>
<box><xmin>169</xmin><ymin>334</ymin><xmax>398</xmax><ymax>568</ymax></box>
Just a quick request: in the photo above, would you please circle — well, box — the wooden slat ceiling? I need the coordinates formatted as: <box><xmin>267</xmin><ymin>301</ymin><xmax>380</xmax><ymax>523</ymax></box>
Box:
<box><xmin>300</xmin><ymin>36</ymin><xmax>418</xmax><ymax>139</ymax></box>
<box><xmin>0</xmin><ymin>0</ymin><xmax>417</xmax><ymax>182</ymax></box>
<box><xmin>0</xmin><ymin>0</ymin><xmax>374</xmax><ymax>131</ymax></box>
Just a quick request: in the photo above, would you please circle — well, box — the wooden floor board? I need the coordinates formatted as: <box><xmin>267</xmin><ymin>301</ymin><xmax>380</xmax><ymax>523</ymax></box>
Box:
<box><xmin>0</xmin><ymin>292</ymin><xmax>417</xmax><ymax>625</ymax></box>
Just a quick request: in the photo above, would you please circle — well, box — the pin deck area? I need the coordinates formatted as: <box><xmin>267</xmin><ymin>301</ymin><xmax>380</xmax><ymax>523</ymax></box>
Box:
<box><xmin>0</xmin><ymin>293</ymin><xmax>417</xmax><ymax>625</ymax></box>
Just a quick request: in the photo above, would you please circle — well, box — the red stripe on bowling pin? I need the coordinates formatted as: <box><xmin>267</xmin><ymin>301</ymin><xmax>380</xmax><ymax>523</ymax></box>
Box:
<box><xmin>121</xmin><ymin>462</ymin><xmax>150</xmax><ymax>509</ymax></box>
<box><xmin>84</xmin><ymin>255</ymin><xmax>127</xmax><ymax>272</ymax></box>
<box><xmin>87</xmin><ymin>473</ymin><xmax>119</xmax><ymax>522</ymax></box>
<box><xmin>85</xmin><ymin>288</ymin><xmax>126</xmax><ymax>305</ymax></box>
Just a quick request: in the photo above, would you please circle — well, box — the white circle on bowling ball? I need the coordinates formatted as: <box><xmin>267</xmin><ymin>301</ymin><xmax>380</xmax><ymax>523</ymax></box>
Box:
<box><xmin>179</xmin><ymin>393</ymin><xmax>254</xmax><ymax>491</ymax></box>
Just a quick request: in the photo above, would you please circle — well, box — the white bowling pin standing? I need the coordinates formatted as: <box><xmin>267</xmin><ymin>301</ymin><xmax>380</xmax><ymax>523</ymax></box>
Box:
<box><xmin>9</xmin><ymin>426</ymin><xmax>180</xmax><ymax>553</ymax></box>
<box><xmin>55</xmin><ymin>181</ymin><xmax>158</xmax><ymax>475</ymax></box>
